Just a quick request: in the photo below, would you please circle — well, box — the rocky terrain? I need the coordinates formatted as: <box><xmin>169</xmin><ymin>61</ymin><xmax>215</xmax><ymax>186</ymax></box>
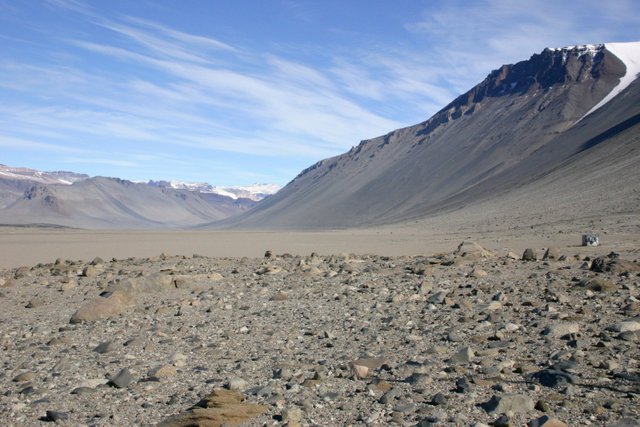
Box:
<box><xmin>0</xmin><ymin>242</ymin><xmax>639</xmax><ymax>426</ymax></box>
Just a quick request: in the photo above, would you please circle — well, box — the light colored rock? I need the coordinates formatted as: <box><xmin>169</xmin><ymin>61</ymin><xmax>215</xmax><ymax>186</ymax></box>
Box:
<box><xmin>607</xmin><ymin>321</ymin><xmax>640</xmax><ymax>333</ymax></box>
<box><xmin>481</xmin><ymin>393</ymin><xmax>535</xmax><ymax>414</ymax></box>
<box><xmin>455</xmin><ymin>241</ymin><xmax>495</xmax><ymax>258</ymax></box>
<box><xmin>449</xmin><ymin>346</ymin><xmax>475</xmax><ymax>364</ymax></box>
<box><xmin>158</xmin><ymin>389</ymin><xmax>267</xmax><ymax>427</ymax></box>
<box><xmin>542</xmin><ymin>322</ymin><xmax>579</xmax><ymax>338</ymax></box>
<box><xmin>149</xmin><ymin>364</ymin><xmax>178</xmax><ymax>380</ymax></box>
<box><xmin>351</xmin><ymin>357</ymin><xmax>389</xmax><ymax>379</ymax></box>
<box><xmin>70</xmin><ymin>290</ymin><xmax>135</xmax><ymax>323</ymax></box>
<box><xmin>528</xmin><ymin>415</ymin><xmax>568</xmax><ymax>427</ymax></box>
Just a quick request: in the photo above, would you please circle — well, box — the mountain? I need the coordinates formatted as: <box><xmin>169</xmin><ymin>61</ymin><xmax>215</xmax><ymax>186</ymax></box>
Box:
<box><xmin>0</xmin><ymin>165</ymin><xmax>281</xmax><ymax>228</ymax></box>
<box><xmin>0</xmin><ymin>176</ymin><xmax>258</xmax><ymax>228</ymax></box>
<box><xmin>214</xmin><ymin>42</ymin><xmax>640</xmax><ymax>229</ymax></box>
<box><xmin>0</xmin><ymin>165</ymin><xmax>90</xmax><ymax>209</ymax></box>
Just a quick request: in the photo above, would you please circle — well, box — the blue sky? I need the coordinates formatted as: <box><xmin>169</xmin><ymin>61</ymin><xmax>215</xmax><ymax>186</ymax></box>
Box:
<box><xmin>1</xmin><ymin>0</ymin><xmax>639</xmax><ymax>186</ymax></box>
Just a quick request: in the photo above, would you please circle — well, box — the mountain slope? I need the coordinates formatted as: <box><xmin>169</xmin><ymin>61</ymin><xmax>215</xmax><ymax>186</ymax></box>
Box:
<box><xmin>0</xmin><ymin>177</ymin><xmax>254</xmax><ymax>228</ymax></box>
<box><xmin>215</xmin><ymin>42</ymin><xmax>640</xmax><ymax>229</ymax></box>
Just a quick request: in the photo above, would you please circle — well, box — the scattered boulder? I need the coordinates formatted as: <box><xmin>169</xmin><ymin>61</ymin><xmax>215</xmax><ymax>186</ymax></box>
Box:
<box><xmin>481</xmin><ymin>394</ymin><xmax>535</xmax><ymax>414</ymax></box>
<box><xmin>578</xmin><ymin>277</ymin><xmax>616</xmax><ymax>292</ymax></box>
<box><xmin>12</xmin><ymin>372</ymin><xmax>36</xmax><ymax>382</ymax></box>
<box><xmin>351</xmin><ymin>357</ymin><xmax>389</xmax><ymax>379</ymax></box>
<box><xmin>455</xmin><ymin>241</ymin><xmax>494</xmax><ymax>259</ymax></box>
<box><xmin>448</xmin><ymin>346</ymin><xmax>475</xmax><ymax>364</ymax></box>
<box><xmin>543</xmin><ymin>248</ymin><xmax>560</xmax><ymax>260</ymax></box>
<box><xmin>44</xmin><ymin>410</ymin><xmax>69</xmax><ymax>422</ymax></box>
<box><xmin>607</xmin><ymin>321</ymin><xmax>640</xmax><ymax>333</ymax></box>
<box><xmin>528</xmin><ymin>415</ymin><xmax>568</xmax><ymax>427</ymax></box>
<box><xmin>108</xmin><ymin>368</ymin><xmax>134</xmax><ymax>388</ymax></box>
<box><xmin>522</xmin><ymin>248</ymin><xmax>537</xmax><ymax>261</ymax></box>
<box><xmin>541</xmin><ymin>322</ymin><xmax>579</xmax><ymax>338</ymax></box>
<box><xmin>148</xmin><ymin>365</ymin><xmax>177</xmax><ymax>380</ymax></box>
<box><xmin>70</xmin><ymin>290</ymin><xmax>135</xmax><ymax>323</ymax></box>
<box><xmin>82</xmin><ymin>265</ymin><xmax>98</xmax><ymax>277</ymax></box>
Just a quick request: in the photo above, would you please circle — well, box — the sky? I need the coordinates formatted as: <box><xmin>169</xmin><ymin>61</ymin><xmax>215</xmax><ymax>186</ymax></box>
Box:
<box><xmin>1</xmin><ymin>1</ymin><xmax>639</xmax><ymax>186</ymax></box>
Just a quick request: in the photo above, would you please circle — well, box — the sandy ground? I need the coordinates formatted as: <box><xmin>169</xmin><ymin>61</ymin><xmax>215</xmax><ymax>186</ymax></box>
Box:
<box><xmin>1</xmin><ymin>222</ymin><xmax>638</xmax><ymax>270</ymax></box>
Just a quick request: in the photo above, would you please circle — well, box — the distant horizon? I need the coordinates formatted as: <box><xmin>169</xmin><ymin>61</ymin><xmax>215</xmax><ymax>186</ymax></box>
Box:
<box><xmin>1</xmin><ymin>0</ymin><xmax>639</xmax><ymax>186</ymax></box>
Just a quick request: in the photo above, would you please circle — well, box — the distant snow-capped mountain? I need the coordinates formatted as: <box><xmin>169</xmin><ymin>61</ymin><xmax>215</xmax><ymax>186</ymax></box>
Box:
<box><xmin>147</xmin><ymin>181</ymin><xmax>280</xmax><ymax>201</ymax></box>
<box><xmin>0</xmin><ymin>164</ymin><xmax>89</xmax><ymax>185</ymax></box>
<box><xmin>0</xmin><ymin>164</ymin><xmax>280</xmax><ymax>202</ymax></box>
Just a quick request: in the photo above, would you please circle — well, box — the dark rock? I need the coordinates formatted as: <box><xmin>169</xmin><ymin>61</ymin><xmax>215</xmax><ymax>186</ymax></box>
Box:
<box><xmin>430</xmin><ymin>392</ymin><xmax>446</xmax><ymax>405</ymax></box>
<box><xmin>494</xmin><ymin>414</ymin><xmax>512</xmax><ymax>427</ymax></box>
<box><xmin>45</xmin><ymin>411</ymin><xmax>69</xmax><ymax>422</ymax></box>
<box><xmin>93</xmin><ymin>341</ymin><xmax>117</xmax><ymax>354</ymax></box>
<box><xmin>522</xmin><ymin>248</ymin><xmax>537</xmax><ymax>261</ymax></box>
<box><xmin>532</xmin><ymin>369</ymin><xmax>577</xmax><ymax>387</ymax></box>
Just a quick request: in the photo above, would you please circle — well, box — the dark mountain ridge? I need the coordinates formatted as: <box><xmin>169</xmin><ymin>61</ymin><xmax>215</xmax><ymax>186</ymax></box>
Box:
<box><xmin>214</xmin><ymin>43</ymin><xmax>639</xmax><ymax>229</ymax></box>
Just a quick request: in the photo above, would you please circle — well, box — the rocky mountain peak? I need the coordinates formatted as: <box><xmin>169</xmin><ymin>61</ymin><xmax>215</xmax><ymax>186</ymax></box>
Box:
<box><xmin>409</xmin><ymin>43</ymin><xmax>626</xmax><ymax>139</ymax></box>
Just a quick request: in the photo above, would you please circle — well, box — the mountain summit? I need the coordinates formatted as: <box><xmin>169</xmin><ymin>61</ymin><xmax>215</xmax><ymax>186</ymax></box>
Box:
<box><xmin>216</xmin><ymin>42</ymin><xmax>640</xmax><ymax>229</ymax></box>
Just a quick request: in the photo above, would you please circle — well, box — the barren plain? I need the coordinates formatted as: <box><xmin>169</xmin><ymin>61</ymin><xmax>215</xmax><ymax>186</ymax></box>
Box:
<box><xmin>1</xmin><ymin>207</ymin><xmax>639</xmax><ymax>427</ymax></box>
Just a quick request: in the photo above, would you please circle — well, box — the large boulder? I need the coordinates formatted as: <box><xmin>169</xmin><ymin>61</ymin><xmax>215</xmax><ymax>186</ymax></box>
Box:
<box><xmin>70</xmin><ymin>290</ymin><xmax>135</xmax><ymax>323</ymax></box>
<box><xmin>454</xmin><ymin>241</ymin><xmax>494</xmax><ymax>259</ymax></box>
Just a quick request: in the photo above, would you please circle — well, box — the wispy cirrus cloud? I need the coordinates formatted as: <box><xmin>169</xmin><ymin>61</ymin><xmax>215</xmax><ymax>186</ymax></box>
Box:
<box><xmin>2</xmin><ymin>0</ymin><xmax>639</xmax><ymax>184</ymax></box>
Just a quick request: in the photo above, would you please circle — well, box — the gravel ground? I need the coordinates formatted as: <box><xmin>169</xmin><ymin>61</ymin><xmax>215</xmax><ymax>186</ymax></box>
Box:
<box><xmin>0</xmin><ymin>242</ymin><xmax>639</xmax><ymax>426</ymax></box>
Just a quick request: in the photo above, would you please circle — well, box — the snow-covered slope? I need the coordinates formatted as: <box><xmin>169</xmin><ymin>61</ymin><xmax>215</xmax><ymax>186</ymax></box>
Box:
<box><xmin>581</xmin><ymin>41</ymin><xmax>640</xmax><ymax>119</ymax></box>
<box><xmin>148</xmin><ymin>181</ymin><xmax>281</xmax><ymax>201</ymax></box>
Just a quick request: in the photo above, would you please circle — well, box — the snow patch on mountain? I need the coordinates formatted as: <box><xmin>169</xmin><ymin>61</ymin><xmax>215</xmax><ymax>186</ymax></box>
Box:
<box><xmin>0</xmin><ymin>165</ymin><xmax>89</xmax><ymax>185</ymax></box>
<box><xmin>580</xmin><ymin>41</ymin><xmax>640</xmax><ymax>120</ymax></box>
<box><xmin>148</xmin><ymin>180</ymin><xmax>281</xmax><ymax>201</ymax></box>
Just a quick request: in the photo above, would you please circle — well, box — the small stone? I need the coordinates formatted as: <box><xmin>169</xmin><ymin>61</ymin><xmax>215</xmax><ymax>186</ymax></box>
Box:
<box><xmin>470</xmin><ymin>268</ymin><xmax>488</xmax><ymax>278</ymax></box>
<box><xmin>148</xmin><ymin>365</ymin><xmax>177</xmax><ymax>380</ymax></box>
<box><xmin>430</xmin><ymin>392</ymin><xmax>446</xmax><ymax>405</ymax></box>
<box><xmin>45</xmin><ymin>410</ymin><xmax>69</xmax><ymax>422</ymax></box>
<box><xmin>93</xmin><ymin>341</ymin><xmax>117</xmax><ymax>354</ymax></box>
<box><xmin>522</xmin><ymin>248</ymin><xmax>537</xmax><ymax>261</ymax></box>
<box><xmin>227</xmin><ymin>377</ymin><xmax>248</xmax><ymax>391</ymax></box>
<box><xmin>270</xmin><ymin>292</ymin><xmax>289</xmax><ymax>301</ymax></box>
<box><xmin>60</xmin><ymin>281</ymin><xmax>77</xmax><ymax>292</ymax></box>
<box><xmin>535</xmin><ymin>399</ymin><xmax>550</xmax><ymax>412</ymax></box>
<box><xmin>542</xmin><ymin>322</ymin><xmax>579</xmax><ymax>338</ymax></box>
<box><xmin>455</xmin><ymin>377</ymin><xmax>472</xmax><ymax>393</ymax></box>
<box><xmin>494</xmin><ymin>415</ymin><xmax>512</xmax><ymax>427</ymax></box>
<box><xmin>71</xmin><ymin>387</ymin><xmax>96</xmax><ymax>395</ymax></box>
<box><xmin>532</xmin><ymin>369</ymin><xmax>577</xmax><ymax>388</ymax></box>
<box><xmin>108</xmin><ymin>368</ymin><xmax>133</xmax><ymax>388</ymax></box>
<box><xmin>25</xmin><ymin>298</ymin><xmax>45</xmax><ymax>308</ymax></box>
<box><xmin>579</xmin><ymin>277</ymin><xmax>616</xmax><ymax>292</ymax></box>
<box><xmin>543</xmin><ymin>248</ymin><xmax>561</xmax><ymax>260</ymax></box>
<box><xmin>528</xmin><ymin>415</ymin><xmax>568</xmax><ymax>427</ymax></box>
<box><xmin>282</xmin><ymin>406</ymin><xmax>303</xmax><ymax>424</ymax></box>
<box><xmin>82</xmin><ymin>265</ymin><xmax>98</xmax><ymax>277</ymax></box>
<box><xmin>379</xmin><ymin>388</ymin><xmax>401</xmax><ymax>404</ymax></box>
<box><xmin>481</xmin><ymin>394</ymin><xmax>535</xmax><ymax>414</ymax></box>
<box><xmin>607</xmin><ymin>321</ymin><xmax>640</xmax><ymax>333</ymax></box>
<box><xmin>13</xmin><ymin>372</ymin><xmax>36</xmax><ymax>382</ymax></box>
<box><xmin>351</xmin><ymin>357</ymin><xmax>389</xmax><ymax>379</ymax></box>
<box><xmin>449</xmin><ymin>346</ymin><xmax>475</xmax><ymax>364</ymax></box>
